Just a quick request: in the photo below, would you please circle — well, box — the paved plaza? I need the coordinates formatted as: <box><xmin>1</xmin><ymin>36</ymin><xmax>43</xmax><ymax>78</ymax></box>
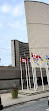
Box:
<box><xmin>2</xmin><ymin>98</ymin><xmax>49</xmax><ymax>111</ymax></box>
<box><xmin>0</xmin><ymin>85</ymin><xmax>49</xmax><ymax>108</ymax></box>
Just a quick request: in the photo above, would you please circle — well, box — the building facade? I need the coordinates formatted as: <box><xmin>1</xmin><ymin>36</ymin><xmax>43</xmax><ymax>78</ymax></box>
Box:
<box><xmin>24</xmin><ymin>1</ymin><xmax>49</xmax><ymax>68</ymax></box>
<box><xmin>11</xmin><ymin>40</ymin><xmax>30</xmax><ymax>68</ymax></box>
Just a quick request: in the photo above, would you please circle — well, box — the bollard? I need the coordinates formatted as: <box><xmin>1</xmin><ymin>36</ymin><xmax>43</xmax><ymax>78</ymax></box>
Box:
<box><xmin>0</xmin><ymin>97</ymin><xmax>3</xmax><ymax>110</ymax></box>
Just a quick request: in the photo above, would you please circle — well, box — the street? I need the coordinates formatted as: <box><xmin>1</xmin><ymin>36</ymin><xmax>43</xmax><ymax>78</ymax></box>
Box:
<box><xmin>3</xmin><ymin>97</ymin><xmax>49</xmax><ymax>111</ymax></box>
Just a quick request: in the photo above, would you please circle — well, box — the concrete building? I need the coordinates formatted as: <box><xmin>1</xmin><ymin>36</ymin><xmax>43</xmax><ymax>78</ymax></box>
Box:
<box><xmin>11</xmin><ymin>40</ymin><xmax>30</xmax><ymax>68</ymax></box>
<box><xmin>24</xmin><ymin>1</ymin><xmax>49</xmax><ymax>68</ymax></box>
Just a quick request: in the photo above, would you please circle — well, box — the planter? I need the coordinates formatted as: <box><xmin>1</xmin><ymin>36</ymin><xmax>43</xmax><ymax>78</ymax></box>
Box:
<box><xmin>11</xmin><ymin>87</ymin><xmax>18</xmax><ymax>99</ymax></box>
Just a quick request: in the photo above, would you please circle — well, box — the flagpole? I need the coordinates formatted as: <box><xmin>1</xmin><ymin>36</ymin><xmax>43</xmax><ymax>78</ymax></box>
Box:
<box><xmin>40</xmin><ymin>63</ymin><xmax>44</xmax><ymax>90</ymax></box>
<box><xmin>20</xmin><ymin>57</ymin><xmax>23</xmax><ymax>90</ymax></box>
<box><xmin>32</xmin><ymin>63</ymin><xmax>38</xmax><ymax>91</ymax></box>
<box><xmin>33</xmin><ymin>67</ymin><xmax>36</xmax><ymax>91</ymax></box>
<box><xmin>25</xmin><ymin>58</ymin><xmax>29</xmax><ymax>90</ymax></box>
<box><xmin>32</xmin><ymin>64</ymin><xmax>36</xmax><ymax>91</ymax></box>
<box><xmin>27</xmin><ymin>58</ymin><xmax>31</xmax><ymax>89</ymax></box>
<box><xmin>31</xmin><ymin>53</ymin><xmax>38</xmax><ymax>91</ymax></box>
<box><xmin>34</xmin><ymin>66</ymin><xmax>38</xmax><ymax>91</ymax></box>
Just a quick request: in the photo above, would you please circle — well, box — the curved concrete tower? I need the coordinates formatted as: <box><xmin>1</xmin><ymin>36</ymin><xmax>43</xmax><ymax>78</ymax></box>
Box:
<box><xmin>24</xmin><ymin>1</ymin><xmax>49</xmax><ymax>67</ymax></box>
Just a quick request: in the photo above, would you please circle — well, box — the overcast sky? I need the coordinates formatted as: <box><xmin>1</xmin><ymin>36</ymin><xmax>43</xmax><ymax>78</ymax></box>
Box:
<box><xmin>0</xmin><ymin>0</ymin><xmax>49</xmax><ymax>66</ymax></box>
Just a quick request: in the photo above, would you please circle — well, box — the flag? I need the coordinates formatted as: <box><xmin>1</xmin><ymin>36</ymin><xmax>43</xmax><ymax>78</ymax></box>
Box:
<box><xmin>31</xmin><ymin>53</ymin><xmax>36</xmax><ymax>58</ymax></box>
<box><xmin>46</xmin><ymin>55</ymin><xmax>49</xmax><ymax>65</ymax></box>
<box><xmin>38</xmin><ymin>56</ymin><xmax>43</xmax><ymax>61</ymax></box>
<box><xmin>28</xmin><ymin>59</ymin><xmax>31</xmax><ymax>63</ymax></box>
<box><xmin>31</xmin><ymin>53</ymin><xmax>43</xmax><ymax>61</ymax></box>
<box><xmin>46</xmin><ymin>55</ymin><xmax>49</xmax><ymax>60</ymax></box>
<box><xmin>36</xmin><ymin>55</ymin><xmax>38</xmax><ymax>58</ymax></box>
<box><xmin>25</xmin><ymin>58</ymin><xmax>27</xmax><ymax>64</ymax></box>
<box><xmin>31</xmin><ymin>52</ymin><xmax>43</xmax><ymax>66</ymax></box>
<box><xmin>21</xmin><ymin>58</ymin><xmax>31</xmax><ymax>63</ymax></box>
<box><xmin>21</xmin><ymin>58</ymin><xmax>25</xmax><ymax>62</ymax></box>
<box><xmin>31</xmin><ymin>53</ymin><xmax>33</xmax><ymax>57</ymax></box>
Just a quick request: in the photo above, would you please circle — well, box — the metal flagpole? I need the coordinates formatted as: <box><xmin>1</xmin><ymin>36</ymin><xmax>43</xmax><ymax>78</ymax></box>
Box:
<box><xmin>34</xmin><ymin>66</ymin><xmax>38</xmax><ymax>91</ymax></box>
<box><xmin>33</xmin><ymin>67</ymin><xmax>36</xmax><ymax>91</ymax></box>
<box><xmin>20</xmin><ymin>57</ymin><xmax>23</xmax><ymax>90</ymax></box>
<box><xmin>40</xmin><ymin>62</ymin><xmax>44</xmax><ymax>90</ymax></box>
<box><xmin>32</xmin><ymin>65</ymin><xmax>36</xmax><ymax>91</ymax></box>
<box><xmin>25</xmin><ymin>58</ymin><xmax>29</xmax><ymax>90</ymax></box>
<box><xmin>27</xmin><ymin>58</ymin><xmax>31</xmax><ymax>89</ymax></box>
<box><xmin>31</xmin><ymin>53</ymin><xmax>38</xmax><ymax>91</ymax></box>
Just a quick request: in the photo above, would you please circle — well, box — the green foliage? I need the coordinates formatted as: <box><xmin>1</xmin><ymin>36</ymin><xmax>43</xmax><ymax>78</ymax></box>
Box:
<box><xmin>11</xmin><ymin>87</ymin><xmax>18</xmax><ymax>99</ymax></box>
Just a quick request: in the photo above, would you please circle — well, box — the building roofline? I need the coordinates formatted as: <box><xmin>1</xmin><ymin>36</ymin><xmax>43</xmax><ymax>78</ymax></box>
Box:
<box><xmin>24</xmin><ymin>1</ymin><xmax>49</xmax><ymax>5</ymax></box>
<box><xmin>11</xmin><ymin>39</ymin><xmax>28</xmax><ymax>44</ymax></box>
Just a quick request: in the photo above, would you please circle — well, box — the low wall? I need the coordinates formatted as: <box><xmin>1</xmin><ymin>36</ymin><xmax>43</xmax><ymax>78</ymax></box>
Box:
<box><xmin>0</xmin><ymin>66</ymin><xmax>21</xmax><ymax>90</ymax></box>
<box><xmin>0</xmin><ymin>66</ymin><xmax>47</xmax><ymax>90</ymax></box>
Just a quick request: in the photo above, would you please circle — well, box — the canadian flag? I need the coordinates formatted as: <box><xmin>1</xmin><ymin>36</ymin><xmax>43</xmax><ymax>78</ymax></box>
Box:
<box><xmin>21</xmin><ymin>58</ymin><xmax>31</xmax><ymax>64</ymax></box>
<box><xmin>21</xmin><ymin>58</ymin><xmax>25</xmax><ymax>62</ymax></box>
<box><xmin>31</xmin><ymin>53</ymin><xmax>37</xmax><ymax>58</ymax></box>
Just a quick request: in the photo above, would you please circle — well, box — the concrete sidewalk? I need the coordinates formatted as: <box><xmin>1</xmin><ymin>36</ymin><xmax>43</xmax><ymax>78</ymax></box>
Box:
<box><xmin>1</xmin><ymin>85</ymin><xmax>49</xmax><ymax>108</ymax></box>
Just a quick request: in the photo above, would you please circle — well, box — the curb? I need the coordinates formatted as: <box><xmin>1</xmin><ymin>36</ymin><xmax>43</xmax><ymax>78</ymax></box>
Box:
<box><xmin>3</xmin><ymin>95</ymin><xmax>49</xmax><ymax>109</ymax></box>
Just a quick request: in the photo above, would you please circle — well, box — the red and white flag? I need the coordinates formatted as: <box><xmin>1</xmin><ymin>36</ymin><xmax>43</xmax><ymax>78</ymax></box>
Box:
<box><xmin>21</xmin><ymin>57</ymin><xmax>31</xmax><ymax>64</ymax></box>
<box><xmin>21</xmin><ymin>58</ymin><xmax>25</xmax><ymax>62</ymax></box>
<box><xmin>31</xmin><ymin>53</ymin><xmax>38</xmax><ymax>58</ymax></box>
